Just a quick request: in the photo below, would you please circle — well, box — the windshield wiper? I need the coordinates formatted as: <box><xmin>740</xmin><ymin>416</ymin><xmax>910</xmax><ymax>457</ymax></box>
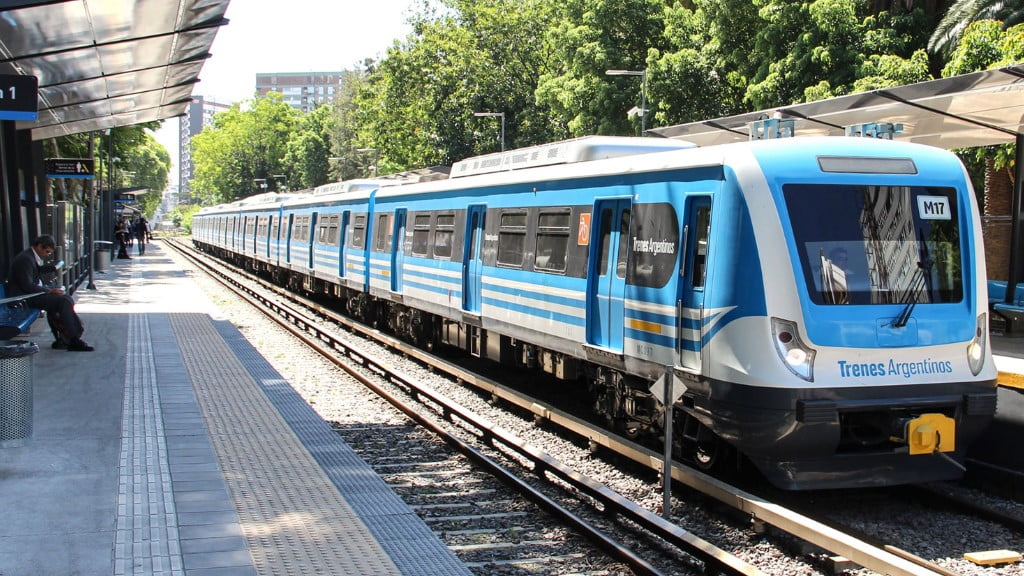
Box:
<box><xmin>893</xmin><ymin>229</ymin><xmax>933</xmax><ymax>328</ymax></box>
<box><xmin>893</xmin><ymin>266</ymin><xmax>925</xmax><ymax>327</ymax></box>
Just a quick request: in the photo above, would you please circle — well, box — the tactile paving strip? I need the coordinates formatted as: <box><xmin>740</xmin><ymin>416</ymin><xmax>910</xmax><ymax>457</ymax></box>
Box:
<box><xmin>170</xmin><ymin>313</ymin><xmax>405</xmax><ymax>576</ymax></box>
<box><xmin>114</xmin><ymin>313</ymin><xmax>184</xmax><ymax>576</ymax></box>
<box><xmin>211</xmin><ymin>322</ymin><xmax>474</xmax><ymax>576</ymax></box>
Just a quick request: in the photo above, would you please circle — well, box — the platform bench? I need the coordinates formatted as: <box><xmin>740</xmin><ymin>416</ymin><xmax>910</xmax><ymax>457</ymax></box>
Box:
<box><xmin>0</xmin><ymin>284</ymin><xmax>41</xmax><ymax>339</ymax></box>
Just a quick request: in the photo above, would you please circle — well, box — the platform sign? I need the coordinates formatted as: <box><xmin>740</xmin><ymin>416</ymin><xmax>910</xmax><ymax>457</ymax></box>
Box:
<box><xmin>0</xmin><ymin>74</ymin><xmax>38</xmax><ymax>121</ymax></box>
<box><xmin>45</xmin><ymin>158</ymin><xmax>94</xmax><ymax>179</ymax></box>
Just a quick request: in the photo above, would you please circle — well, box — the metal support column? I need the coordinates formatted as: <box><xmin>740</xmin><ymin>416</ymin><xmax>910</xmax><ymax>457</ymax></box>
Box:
<box><xmin>1005</xmin><ymin>133</ymin><xmax>1023</xmax><ymax>305</ymax></box>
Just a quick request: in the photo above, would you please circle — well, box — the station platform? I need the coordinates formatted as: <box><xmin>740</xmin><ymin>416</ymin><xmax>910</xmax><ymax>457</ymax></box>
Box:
<box><xmin>0</xmin><ymin>242</ymin><xmax>473</xmax><ymax>576</ymax></box>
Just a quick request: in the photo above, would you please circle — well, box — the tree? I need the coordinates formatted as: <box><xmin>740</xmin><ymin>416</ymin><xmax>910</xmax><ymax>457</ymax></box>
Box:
<box><xmin>190</xmin><ymin>93</ymin><xmax>300</xmax><ymax>204</ymax></box>
<box><xmin>283</xmin><ymin>103</ymin><xmax>334</xmax><ymax>191</ymax></box>
<box><xmin>346</xmin><ymin>0</ymin><xmax>558</xmax><ymax>170</ymax></box>
<box><xmin>929</xmin><ymin>0</ymin><xmax>1024</xmax><ymax>55</ymax></box>
<box><xmin>744</xmin><ymin>0</ymin><xmax>936</xmax><ymax>108</ymax></box>
<box><xmin>124</xmin><ymin>132</ymin><xmax>171</xmax><ymax>218</ymax></box>
<box><xmin>535</xmin><ymin>0</ymin><xmax>666</xmax><ymax>136</ymax></box>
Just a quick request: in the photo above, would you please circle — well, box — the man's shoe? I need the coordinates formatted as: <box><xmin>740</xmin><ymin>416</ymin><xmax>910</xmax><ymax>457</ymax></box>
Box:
<box><xmin>66</xmin><ymin>339</ymin><xmax>94</xmax><ymax>352</ymax></box>
<box><xmin>52</xmin><ymin>340</ymin><xmax>66</xmax><ymax>349</ymax></box>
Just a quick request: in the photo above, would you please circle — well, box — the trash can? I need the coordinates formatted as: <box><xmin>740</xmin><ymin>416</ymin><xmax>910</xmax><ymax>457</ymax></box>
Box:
<box><xmin>94</xmin><ymin>240</ymin><xmax>113</xmax><ymax>272</ymax></box>
<box><xmin>0</xmin><ymin>340</ymin><xmax>38</xmax><ymax>448</ymax></box>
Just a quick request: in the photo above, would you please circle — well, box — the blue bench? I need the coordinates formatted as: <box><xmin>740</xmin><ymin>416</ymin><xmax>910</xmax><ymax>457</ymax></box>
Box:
<box><xmin>989</xmin><ymin>280</ymin><xmax>1024</xmax><ymax>333</ymax></box>
<box><xmin>0</xmin><ymin>284</ymin><xmax>41</xmax><ymax>339</ymax></box>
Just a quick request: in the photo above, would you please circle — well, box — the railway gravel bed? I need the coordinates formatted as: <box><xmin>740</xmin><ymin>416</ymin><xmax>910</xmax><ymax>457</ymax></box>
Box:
<box><xmin>168</xmin><ymin>240</ymin><xmax>1024</xmax><ymax>576</ymax></box>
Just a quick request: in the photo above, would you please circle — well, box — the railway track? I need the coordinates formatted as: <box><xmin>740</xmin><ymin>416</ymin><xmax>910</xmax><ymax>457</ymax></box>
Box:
<box><xmin>165</xmin><ymin>237</ymin><xmax>1024</xmax><ymax>576</ymax></box>
<box><xmin>165</xmin><ymin>238</ymin><xmax>759</xmax><ymax>575</ymax></box>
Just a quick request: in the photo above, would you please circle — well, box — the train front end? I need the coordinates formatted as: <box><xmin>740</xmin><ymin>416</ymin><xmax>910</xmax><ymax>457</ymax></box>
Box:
<box><xmin>706</xmin><ymin>137</ymin><xmax>998</xmax><ymax>489</ymax></box>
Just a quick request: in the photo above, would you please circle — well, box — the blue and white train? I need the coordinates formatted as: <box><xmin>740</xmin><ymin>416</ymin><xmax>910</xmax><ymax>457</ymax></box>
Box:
<box><xmin>193</xmin><ymin>135</ymin><xmax>998</xmax><ymax>489</ymax></box>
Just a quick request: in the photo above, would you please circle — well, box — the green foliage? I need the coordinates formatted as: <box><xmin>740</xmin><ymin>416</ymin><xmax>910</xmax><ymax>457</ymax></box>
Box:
<box><xmin>190</xmin><ymin>93</ymin><xmax>300</xmax><ymax>204</ymax></box>
<box><xmin>127</xmin><ymin>131</ymin><xmax>171</xmax><ymax>218</ymax></box>
<box><xmin>283</xmin><ymin>104</ymin><xmax>334</xmax><ymax>190</ymax></box>
<box><xmin>929</xmin><ymin>0</ymin><xmax>1024</xmax><ymax>55</ymax></box>
<box><xmin>744</xmin><ymin>0</ymin><xmax>936</xmax><ymax>108</ymax></box>
<box><xmin>535</xmin><ymin>0</ymin><xmax>666</xmax><ymax>136</ymax></box>
<box><xmin>169</xmin><ymin>204</ymin><xmax>201</xmax><ymax>233</ymax></box>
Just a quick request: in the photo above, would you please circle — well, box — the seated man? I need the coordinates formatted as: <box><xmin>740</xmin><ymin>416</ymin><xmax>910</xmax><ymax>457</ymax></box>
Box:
<box><xmin>6</xmin><ymin>235</ymin><xmax>93</xmax><ymax>351</ymax></box>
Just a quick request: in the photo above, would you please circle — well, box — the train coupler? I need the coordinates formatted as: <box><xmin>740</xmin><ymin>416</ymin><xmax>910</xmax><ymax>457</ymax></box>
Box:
<box><xmin>890</xmin><ymin>413</ymin><xmax>956</xmax><ymax>455</ymax></box>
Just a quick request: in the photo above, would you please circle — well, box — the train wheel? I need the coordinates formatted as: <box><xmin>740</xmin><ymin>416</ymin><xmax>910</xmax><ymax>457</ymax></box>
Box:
<box><xmin>693</xmin><ymin>436</ymin><xmax>725</xmax><ymax>471</ymax></box>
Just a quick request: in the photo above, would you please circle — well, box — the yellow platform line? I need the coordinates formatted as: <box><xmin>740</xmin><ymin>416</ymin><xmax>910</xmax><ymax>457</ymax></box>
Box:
<box><xmin>998</xmin><ymin>371</ymin><xmax>1024</xmax><ymax>390</ymax></box>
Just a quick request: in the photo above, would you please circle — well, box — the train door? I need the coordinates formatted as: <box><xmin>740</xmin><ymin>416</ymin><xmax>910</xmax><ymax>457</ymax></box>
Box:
<box><xmin>308</xmin><ymin>212</ymin><xmax>318</xmax><ymax>270</ymax></box>
<box><xmin>285</xmin><ymin>213</ymin><xmax>295</xmax><ymax>264</ymax></box>
<box><xmin>338</xmin><ymin>211</ymin><xmax>349</xmax><ymax>279</ymax></box>
<box><xmin>462</xmin><ymin>205</ymin><xmax>486</xmax><ymax>313</ymax></box>
<box><xmin>587</xmin><ymin>199</ymin><xmax>631</xmax><ymax>351</ymax></box>
<box><xmin>678</xmin><ymin>197</ymin><xmax>712</xmax><ymax>371</ymax></box>
<box><xmin>391</xmin><ymin>209</ymin><xmax>406</xmax><ymax>292</ymax></box>
<box><xmin>266</xmin><ymin>215</ymin><xmax>274</xmax><ymax>258</ymax></box>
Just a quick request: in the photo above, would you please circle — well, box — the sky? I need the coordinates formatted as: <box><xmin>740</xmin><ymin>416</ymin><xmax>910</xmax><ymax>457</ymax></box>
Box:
<box><xmin>154</xmin><ymin>0</ymin><xmax>416</xmax><ymax>186</ymax></box>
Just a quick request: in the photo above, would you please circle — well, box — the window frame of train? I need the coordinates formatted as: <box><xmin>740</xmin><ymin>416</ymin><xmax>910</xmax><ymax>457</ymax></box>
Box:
<box><xmin>317</xmin><ymin>214</ymin><xmax>341</xmax><ymax>246</ymax></box>
<box><xmin>535</xmin><ymin>208</ymin><xmax>571</xmax><ymax>274</ymax></box>
<box><xmin>269</xmin><ymin>216</ymin><xmax>279</xmax><ymax>256</ymax></box>
<box><xmin>497</xmin><ymin>209</ymin><xmax>528</xmax><ymax>268</ymax></box>
<box><xmin>434</xmin><ymin>213</ymin><xmax>456</xmax><ymax>259</ymax></box>
<box><xmin>351</xmin><ymin>214</ymin><xmax>367</xmax><ymax>249</ymax></box>
<box><xmin>412</xmin><ymin>213</ymin><xmax>431</xmax><ymax>256</ymax></box>
<box><xmin>375</xmin><ymin>213</ymin><xmax>392</xmax><ymax>251</ymax></box>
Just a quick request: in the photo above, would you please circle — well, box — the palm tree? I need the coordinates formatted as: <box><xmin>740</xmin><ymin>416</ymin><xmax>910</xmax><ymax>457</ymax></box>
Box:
<box><xmin>929</xmin><ymin>0</ymin><xmax>1024</xmax><ymax>54</ymax></box>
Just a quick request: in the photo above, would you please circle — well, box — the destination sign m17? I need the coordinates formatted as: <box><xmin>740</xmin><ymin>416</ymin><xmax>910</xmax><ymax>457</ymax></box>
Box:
<box><xmin>45</xmin><ymin>158</ymin><xmax>94</xmax><ymax>179</ymax></box>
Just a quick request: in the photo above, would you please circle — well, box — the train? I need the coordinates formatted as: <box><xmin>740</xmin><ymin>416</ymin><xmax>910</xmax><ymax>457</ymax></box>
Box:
<box><xmin>192</xmin><ymin>135</ymin><xmax>998</xmax><ymax>490</ymax></box>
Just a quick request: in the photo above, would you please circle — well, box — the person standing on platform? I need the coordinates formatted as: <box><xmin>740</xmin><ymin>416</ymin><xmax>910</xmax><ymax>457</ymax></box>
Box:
<box><xmin>135</xmin><ymin>217</ymin><xmax>149</xmax><ymax>255</ymax></box>
<box><xmin>114</xmin><ymin>218</ymin><xmax>131</xmax><ymax>259</ymax></box>
<box><xmin>6</xmin><ymin>235</ymin><xmax>93</xmax><ymax>351</ymax></box>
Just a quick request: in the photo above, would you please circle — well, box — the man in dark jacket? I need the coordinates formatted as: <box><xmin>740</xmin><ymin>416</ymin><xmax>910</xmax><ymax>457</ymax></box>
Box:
<box><xmin>6</xmin><ymin>235</ymin><xmax>93</xmax><ymax>351</ymax></box>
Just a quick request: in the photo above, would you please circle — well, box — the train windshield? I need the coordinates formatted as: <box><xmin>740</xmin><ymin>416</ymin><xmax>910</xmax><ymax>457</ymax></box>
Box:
<box><xmin>783</xmin><ymin>184</ymin><xmax>962</xmax><ymax>306</ymax></box>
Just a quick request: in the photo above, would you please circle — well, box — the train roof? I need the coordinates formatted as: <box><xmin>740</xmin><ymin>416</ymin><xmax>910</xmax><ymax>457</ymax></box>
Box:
<box><xmin>194</xmin><ymin>136</ymin><xmax>958</xmax><ymax>216</ymax></box>
<box><xmin>450</xmin><ymin>135</ymin><xmax>696</xmax><ymax>178</ymax></box>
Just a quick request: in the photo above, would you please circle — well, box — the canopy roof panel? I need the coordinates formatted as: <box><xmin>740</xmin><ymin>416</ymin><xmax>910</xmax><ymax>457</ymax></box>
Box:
<box><xmin>0</xmin><ymin>0</ymin><xmax>229</xmax><ymax>140</ymax></box>
<box><xmin>649</xmin><ymin>64</ymin><xmax>1024</xmax><ymax>149</ymax></box>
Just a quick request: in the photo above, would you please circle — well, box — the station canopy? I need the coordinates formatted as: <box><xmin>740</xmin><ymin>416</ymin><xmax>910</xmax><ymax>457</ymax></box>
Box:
<box><xmin>1</xmin><ymin>0</ymin><xmax>229</xmax><ymax>141</ymax></box>
<box><xmin>648</xmin><ymin>64</ymin><xmax>1024</xmax><ymax>150</ymax></box>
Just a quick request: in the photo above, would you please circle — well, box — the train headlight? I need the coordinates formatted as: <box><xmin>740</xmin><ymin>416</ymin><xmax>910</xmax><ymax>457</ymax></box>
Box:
<box><xmin>772</xmin><ymin>317</ymin><xmax>816</xmax><ymax>382</ymax></box>
<box><xmin>967</xmin><ymin>313</ymin><xmax>987</xmax><ymax>376</ymax></box>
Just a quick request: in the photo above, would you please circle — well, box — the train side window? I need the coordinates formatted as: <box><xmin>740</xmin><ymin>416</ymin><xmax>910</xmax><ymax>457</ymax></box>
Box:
<box><xmin>351</xmin><ymin>215</ymin><xmax>366</xmax><ymax>248</ymax></box>
<box><xmin>317</xmin><ymin>217</ymin><xmax>330</xmax><ymax>244</ymax></box>
<box><xmin>497</xmin><ymin>210</ymin><xmax>527</xmax><ymax>267</ymax></box>
<box><xmin>434</xmin><ymin>213</ymin><xmax>455</xmax><ymax>258</ymax></box>
<box><xmin>412</xmin><ymin>214</ymin><xmax>431</xmax><ymax>256</ymax></box>
<box><xmin>326</xmin><ymin>215</ymin><xmax>340</xmax><ymax>245</ymax></box>
<box><xmin>536</xmin><ymin>209</ymin><xmax>570</xmax><ymax>273</ymax></box>
<box><xmin>692</xmin><ymin>205</ymin><xmax>711</xmax><ymax>288</ymax></box>
<box><xmin>597</xmin><ymin>208</ymin><xmax>612</xmax><ymax>276</ymax></box>
<box><xmin>375</xmin><ymin>214</ymin><xmax>391</xmax><ymax>251</ymax></box>
<box><xmin>616</xmin><ymin>208</ymin><xmax>630</xmax><ymax>279</ymax></box>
